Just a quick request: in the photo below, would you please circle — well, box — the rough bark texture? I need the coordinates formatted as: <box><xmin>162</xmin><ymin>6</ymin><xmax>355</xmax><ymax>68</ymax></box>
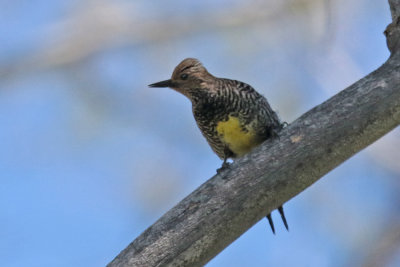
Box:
<box><xmin>108</xmin><ymin>1</ymin><xmax>400</xmax><ymax>266</ymax></box>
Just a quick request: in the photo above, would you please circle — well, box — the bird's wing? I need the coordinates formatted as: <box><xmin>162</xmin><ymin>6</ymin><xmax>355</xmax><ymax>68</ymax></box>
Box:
<box><xmin>231</xmin><ymin>80</ymin><xmax>280</xmax><ymax>124</ymax></box>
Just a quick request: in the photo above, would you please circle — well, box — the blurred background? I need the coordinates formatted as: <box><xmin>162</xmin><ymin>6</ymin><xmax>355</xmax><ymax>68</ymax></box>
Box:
<box><xmin>1</xmin><ymin>0</ymin><xmax>399</xmax><ymax>266</ymax></box>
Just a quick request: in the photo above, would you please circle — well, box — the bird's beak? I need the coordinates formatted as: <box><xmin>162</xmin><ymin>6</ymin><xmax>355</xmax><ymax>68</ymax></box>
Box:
<box><xmin>148</xmin><ymin>79</ymin><xmax>173</xmax><ymax>88</ymax></box>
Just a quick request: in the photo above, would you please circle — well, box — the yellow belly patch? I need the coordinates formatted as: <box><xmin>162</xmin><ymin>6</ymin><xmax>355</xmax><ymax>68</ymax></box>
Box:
<box><xmin>216</xmin><ymin>116</ymin><xmax>259</xmax><ymax>157</ymax></box>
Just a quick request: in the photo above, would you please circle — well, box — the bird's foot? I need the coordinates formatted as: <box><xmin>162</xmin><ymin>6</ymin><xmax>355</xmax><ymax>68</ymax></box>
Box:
<box><xmin>270</xmin><ymin>122</ymin><xmax>288</xmax><ymax>140</ymax></box>
<box><xmin>271</xmin><ymin>128</ymin><xmax>280</xmax><ymax>140</ymax></box>
<box><xmin>216</xmin><ymin>161</ymin><xmax>230</xmax><ymax>174</ymax></box>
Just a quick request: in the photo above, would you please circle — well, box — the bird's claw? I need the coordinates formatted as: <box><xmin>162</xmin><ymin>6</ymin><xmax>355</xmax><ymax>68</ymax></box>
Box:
<box><xmin>281</xmin><ymin>121</ymin><xmax>289</xmax><ymax>128</ymax></box>
<box><xmin>216</xmin><ymin>161</ymin><xmax>230</xmax><ymax>174</ymax></box>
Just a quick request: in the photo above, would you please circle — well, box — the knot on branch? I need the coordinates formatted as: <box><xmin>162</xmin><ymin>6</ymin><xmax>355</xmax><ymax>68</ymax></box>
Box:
<box><xmin>386</xmin><ymin>0</ymin><xmax>400</xmax><ymax>54</ymax></box>
<box><xmin>385</xmin><ymin>17</ymin><xmax>400</xmax><ymax>54</ymax></box>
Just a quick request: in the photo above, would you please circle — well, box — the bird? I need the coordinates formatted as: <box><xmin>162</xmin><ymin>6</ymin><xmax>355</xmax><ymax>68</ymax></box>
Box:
<box><xmin>149</xmin><ymin>58</ymin><xmax>288</xmax><ymax>234</ymax></box>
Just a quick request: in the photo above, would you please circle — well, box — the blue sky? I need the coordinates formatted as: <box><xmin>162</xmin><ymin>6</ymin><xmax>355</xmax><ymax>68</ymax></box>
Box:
<box><xmin>1</xmin><ymin>1</ymin><xmax>399</xmax><ymax>266</ymax></box>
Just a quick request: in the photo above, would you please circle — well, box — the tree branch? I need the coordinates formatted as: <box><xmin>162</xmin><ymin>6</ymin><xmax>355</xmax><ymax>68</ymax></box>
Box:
<box><xmin>108</xmin><ymin>1</ymin><xmax>400</xmax><ymax>266</ymax></box>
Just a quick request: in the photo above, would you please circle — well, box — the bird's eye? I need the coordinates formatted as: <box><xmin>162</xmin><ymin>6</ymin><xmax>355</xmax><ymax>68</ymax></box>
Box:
<box><xmin>180</xmin><ymin>73</ymin><xmax>188</xmax><ymax>80</ymax></box>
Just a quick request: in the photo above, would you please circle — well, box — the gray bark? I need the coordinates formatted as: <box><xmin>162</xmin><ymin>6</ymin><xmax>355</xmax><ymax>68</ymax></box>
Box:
<box><xmin>108</xmin><ymin>1</ymin><xmax>400</xmax><ymax>266</ymax></box>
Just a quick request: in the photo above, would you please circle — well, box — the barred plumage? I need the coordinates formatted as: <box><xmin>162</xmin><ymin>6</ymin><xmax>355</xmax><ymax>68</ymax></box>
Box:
<box><xmin>149</xmin><ymin>58</ymin><xmax>288</xmax><ymax>234</ymax></box>
<box><xmin>192</xmin><ymin>78</ymin><xmax>282</xmax><ymax>160</ymax></box>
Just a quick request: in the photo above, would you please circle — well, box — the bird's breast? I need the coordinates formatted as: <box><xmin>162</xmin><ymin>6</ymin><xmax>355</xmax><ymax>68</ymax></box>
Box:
<box><xmin>216</xmin><ymin>115</ymin><xmax>261</xmax><ymax>157</ymax></box>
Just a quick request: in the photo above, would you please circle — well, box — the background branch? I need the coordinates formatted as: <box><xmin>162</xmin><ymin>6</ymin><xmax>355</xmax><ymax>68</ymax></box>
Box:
<box><xmin>108</xmin><ymin>1</ymin><xmax>400</xmax><ymax>266</ymax></box>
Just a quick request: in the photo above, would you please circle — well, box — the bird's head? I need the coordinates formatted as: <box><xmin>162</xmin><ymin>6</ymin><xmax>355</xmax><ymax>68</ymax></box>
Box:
<box><xmin>149</xmin><ymin>58</ymin><xmax>214</xmax><ymax>98</ymax></box>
